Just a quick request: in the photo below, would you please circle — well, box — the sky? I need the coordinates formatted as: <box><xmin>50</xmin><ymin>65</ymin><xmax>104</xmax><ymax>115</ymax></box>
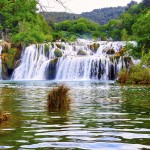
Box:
<box><xmin>38</xmin><ymin>0</ymin><xmax>143</xmax><ymax>14</ymax></box>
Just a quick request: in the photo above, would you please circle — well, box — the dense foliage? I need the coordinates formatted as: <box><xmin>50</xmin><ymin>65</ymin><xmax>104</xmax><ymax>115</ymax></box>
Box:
<box><xmin>53</xmin><ymin>18</ymin><xmax>100</xmax><ymax>41</ymax></box>
<box><xmin>98</xmin><ymin>0</ymin><xmax>150</xmax><ymax>59</ymax></box>
<box><xmin>0</xmin><ymin>0</ymin><xmax>53</xmax><ymax>46</ymax></box>
<box><xmin>41</xmin><ymin>12</ymin><xmax>80</xmax><ymax>24</ymax></box>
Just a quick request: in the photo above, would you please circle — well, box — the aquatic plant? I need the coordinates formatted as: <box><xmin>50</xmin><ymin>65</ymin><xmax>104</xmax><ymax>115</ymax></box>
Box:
<box><xmin>47</xmin><ymin>85</ymin><xmax>71</xmax><ymax>111</ymax></box>
<box><xmin>0</xmin><ymin>111</ymin><xmax>11</xmax><ymax>123</ymax></box>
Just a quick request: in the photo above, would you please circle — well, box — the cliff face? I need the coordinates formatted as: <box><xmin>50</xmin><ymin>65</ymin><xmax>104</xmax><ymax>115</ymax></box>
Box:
<box><xmin>0</xmin><ymin>42</ymin><xmax>22</xmax><ymax>79</ymax></box>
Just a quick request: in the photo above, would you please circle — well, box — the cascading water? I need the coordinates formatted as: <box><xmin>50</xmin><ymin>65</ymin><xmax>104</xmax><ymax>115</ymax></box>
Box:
<box><xmin>12</xmin><ymin>44</ymin><xmax>55</xmax><ymax>80</ymax></box>
<box><xmin>11</xmin><ymin>39</ymin><xmax>136</xmax><ymax>81</ymax></box>
<box><xmin>56</xmin><ymin>56</ymin><xmax>114</xmax><ymax>81</ymax></box>
<box><xmin>0</xmin><ymin>45</ymin><xmax>2</xmax><ymax>80</ymax></box>
<box><xmin>55</xmin><ymin>40</ymin><xmax>128</xmax><ymax>81</ymax></box>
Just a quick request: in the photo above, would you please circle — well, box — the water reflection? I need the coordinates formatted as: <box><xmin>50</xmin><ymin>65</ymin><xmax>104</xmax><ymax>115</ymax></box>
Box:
<box><xmin>0</xmin><ymin>81</ymin><xmax>150</xmax><ymax>150</ymax></box>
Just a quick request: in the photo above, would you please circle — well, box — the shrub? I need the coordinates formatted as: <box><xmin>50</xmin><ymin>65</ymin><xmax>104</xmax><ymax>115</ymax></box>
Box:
<box><xmin>118</xmin><ymin>65</ymin><xmax>150</xmax><ymax>84</ymax></box>
<box><xmin>141</xmin><ymin>51</ymin><xmax>150</xmax><ymax>67</ymax></box>
<box><xmin>118</xmin><ymin>68</ymin><xmax>129</xmax><ymax>83</ymax></box>
<box><xmin>44</xmin><ymin>35</ymin><xmax>53</xmax><ymax>42</ymax></box>
<box><xmin>47</xmin><ymin>85</ymin><xmax>71</xmax><ymax>111</ymax></box>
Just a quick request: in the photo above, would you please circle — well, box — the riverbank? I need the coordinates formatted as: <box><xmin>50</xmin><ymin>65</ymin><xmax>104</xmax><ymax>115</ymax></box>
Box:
<box><xmin>0</xmin><ymin>41</ymin><xmax>22</xmax><ymax>79</ymax></box>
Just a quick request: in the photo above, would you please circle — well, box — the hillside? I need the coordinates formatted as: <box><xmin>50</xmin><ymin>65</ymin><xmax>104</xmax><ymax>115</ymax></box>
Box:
<box><xmin>82</xmin><ymin>7</ymin><xmax>125</xmax><ymax>25</ymax></box>
<box><xmin>42</xmin><ymin>6</ymin><xmax>125</xmax><ymax>25</ymax></box>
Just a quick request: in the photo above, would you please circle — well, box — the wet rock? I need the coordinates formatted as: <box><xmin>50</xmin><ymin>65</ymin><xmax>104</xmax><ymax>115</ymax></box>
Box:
<box><xmin>54</xmin><ymin>48</ymin><xmax>62</xmax><ymax>57</ymax></box>
<box><xmin>47</xmin><ymin>58</ymin><xmax>58</xmax><ymax>80</ymax></box>
<box><xmin>89</xmin><ymin>43</ymin><xmax>100</xmax><ymax>53</ymax></box>
<box><xmin>106</xmin><ymin>49</ymin><xmax>115</xmax><ymax>54</ymax></box>
<box><xmin>77</xmin><ymin>50</ymin><xmax>87</xmax><ymax>55</ymax></box>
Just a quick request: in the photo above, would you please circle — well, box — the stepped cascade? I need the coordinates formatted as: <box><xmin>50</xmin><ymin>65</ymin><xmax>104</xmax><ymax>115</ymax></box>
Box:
<box><xmin>12</xmin><ymin>44</ymin><xmax>55</xmax><ymax>80</ymax></box>
<box><xmin>0</xmin><ymin>45</ymin><xmax>2</xmax><ymax>80</ymax></box>
<box><xmin>10</xmin><ymin>39</ymin><xmax>136</xmax><ymax>81</ymax></box>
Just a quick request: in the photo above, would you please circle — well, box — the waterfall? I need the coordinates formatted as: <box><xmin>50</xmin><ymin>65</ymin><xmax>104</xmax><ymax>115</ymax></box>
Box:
<box><xmin>56</xmin><ymin>56</ymin><xmax>117</xmax><ymax>81</ymax></box>
<box><xmin>0</xmin><ymin>46</ymin><xmax>2</xmax><ymax>80</ymax></box>
<box><xmin>11</xmin><ymin>40</ymin><xmax>136</xmax><ymax>81</ymax></box>
<box><xmin>12</xmin><ymin>44</ymin><xmax>54</xmax><ymax>80</ymax></box>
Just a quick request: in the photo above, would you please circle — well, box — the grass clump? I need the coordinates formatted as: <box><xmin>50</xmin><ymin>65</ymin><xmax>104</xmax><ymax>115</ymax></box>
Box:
<box><xmin>47</xmin><ymin>85</ymin><xmax>71</xmax><ymax>111</ymax></box>
<box><xmin>0</xmin><ymin>111</ymin><xmax>11</xmax><ymax>124</ymax></box>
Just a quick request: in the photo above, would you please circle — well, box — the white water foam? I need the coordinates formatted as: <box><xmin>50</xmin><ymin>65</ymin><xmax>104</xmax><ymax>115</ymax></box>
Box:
<box><xmin>11</xmin><ymin>40</ymin><xmax>136</xmax><ymax>81</ymax></box>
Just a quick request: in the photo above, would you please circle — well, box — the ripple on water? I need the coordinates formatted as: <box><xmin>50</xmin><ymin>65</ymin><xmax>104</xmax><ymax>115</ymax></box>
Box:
<box><xmin>0</xmin><ymin>81</ymin><xmax>150</xmax><ymax>150</ymax></box>
<box><xmin>20</xmin><ymin>142</ymin><xmax>150</xmax><ymax>150</ymax></box>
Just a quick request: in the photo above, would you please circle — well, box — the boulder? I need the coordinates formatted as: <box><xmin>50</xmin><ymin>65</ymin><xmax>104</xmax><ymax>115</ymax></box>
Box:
<box><xmin>77</xmin><ymin>50</ymin><xmax>87</xmax><ymax>56</ymax></box>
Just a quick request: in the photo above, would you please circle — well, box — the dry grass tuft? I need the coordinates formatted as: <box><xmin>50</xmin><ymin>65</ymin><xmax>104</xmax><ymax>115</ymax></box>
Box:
<box><xmin>0</xmin><ymin>111</ymin><xmax>11</xmax><ymax>124</ymax></box>
<box><xmin>47</xmin><ymin>85</ymin><xmax>71</xmax><ymax>111</ymax></box>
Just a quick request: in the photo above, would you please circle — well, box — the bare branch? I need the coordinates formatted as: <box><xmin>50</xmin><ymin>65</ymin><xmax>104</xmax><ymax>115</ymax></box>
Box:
<box><xmin>37</xmin><ymin>0</ymin><xmax>72</xmax><ymax>13</ymax></box>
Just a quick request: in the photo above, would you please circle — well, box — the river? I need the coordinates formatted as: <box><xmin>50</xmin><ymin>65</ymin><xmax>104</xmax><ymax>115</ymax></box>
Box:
<box><xmin>0</xmin><ymin>80</ymin><xmax>150</xmax><ymax>150</ymax></box>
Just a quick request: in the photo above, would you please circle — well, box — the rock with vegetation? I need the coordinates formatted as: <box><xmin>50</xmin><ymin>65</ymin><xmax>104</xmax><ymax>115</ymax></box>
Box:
<box><xmin>47</xmin><ymin>58</ymin><xmax>58</xmax><ymax>80</ymax></box>
<box><xmin>47</xmin><ymin>85</ymin><xmax>71</xmax><ymax>111</ymax></box>
<box><xmin>106</xmin><ymin>49</ymin><xmax>115</xmax><ymax>54</ymax></box>
<box><xmin>77</xmin><ymin>50</ymin><xmax>87</xmax><ymax>56</ymax></box>
<box><xmin>54</xmin><ymin>48</ymin><xmax>63</xmax><ymax>57</ymax></box>
<box><xmin>89</xmin><ymin>43</ymin><xmax>100</xmax><ymax>53</ymax></box>
<box><xmin>56</xmin><ymin>43</ymin><xmax>65</xmax><ymax>50</ymax></box>
<box><xmin>0</xmin><ymin>43</ymin><xmax>22</xmax><ymax>79</ymax></box>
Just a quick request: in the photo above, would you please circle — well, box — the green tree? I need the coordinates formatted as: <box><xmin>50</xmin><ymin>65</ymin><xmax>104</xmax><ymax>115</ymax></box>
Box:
<box><xmin>121</xmin><ymin>28</ymin><xmax>128</xmax><ymax>41</ymax></box>
<box><xmin>74</xmin><ymin>22</ymin><xmax>88</xmax><ymax>34</ymax></box>
<box><xmin>132</xmin><ymin>10</ymin><xmax>150</xmax><ymax>53</ymax></box>
<box><xmin>0</xmin><ymin>0</ymin><xmax>53</xmax><ymax>45</ymax></box>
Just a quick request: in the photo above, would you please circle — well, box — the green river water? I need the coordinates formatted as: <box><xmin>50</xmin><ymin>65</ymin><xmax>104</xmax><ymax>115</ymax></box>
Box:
<box><xmin>0</xmin><ymin>80</ymin><xmax>150</xmax><ymax>150</ymax></box>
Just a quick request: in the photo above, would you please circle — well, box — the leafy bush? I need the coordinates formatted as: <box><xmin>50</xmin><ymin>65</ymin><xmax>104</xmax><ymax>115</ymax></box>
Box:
<box><xmin>141</xmin><ymin>51</ymin><xmax>150</xmax><ymax>67</ymax></box>
<box><xmin>125</xmin><ymin>42</ymin><xmax>141</xmax><ymax>58</ymax></box>
<box><xmin>118</xmin><ymin>64</ymin><xmax>150</xmax><ymax>84</ymax></box>
<box><xmin>47</xmin><ymin>85</ymin><xmax>71</xmax><ymax>111</ymax></box>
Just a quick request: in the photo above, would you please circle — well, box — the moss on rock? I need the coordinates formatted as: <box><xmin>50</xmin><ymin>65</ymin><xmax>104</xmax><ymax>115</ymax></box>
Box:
<box><xmin>54</xmin><ymin>48</ymin><xmax>62</xmax><ymax>57</ymax></box>
<box><xmin>106</xmin><ymin>49</ymin><xmax>115</xmax><ymax>54</ymax></box>
<box><xmin>89</xmin><ymin>43</ymin><xmax>100</xmax><ymax>53</ymax></box>
<box><xmin>77</xmin><ymin>50</ymin><xmax>87</xmax><ymax>56</ymax></box>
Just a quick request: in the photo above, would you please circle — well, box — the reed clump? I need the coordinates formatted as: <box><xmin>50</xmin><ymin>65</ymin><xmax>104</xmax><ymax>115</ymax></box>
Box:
<box><xmin>47</xmin><ymin>85</ymin><xmax>71</xmax><ymax>111</ymax></box>
<box><xmin>0</xmin><ymin>111</ymin><xmax>11</xmax><ymax>124</ymax></box>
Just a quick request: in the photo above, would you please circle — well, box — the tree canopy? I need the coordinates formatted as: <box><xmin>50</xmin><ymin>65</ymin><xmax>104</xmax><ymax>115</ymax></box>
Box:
<box><xmin>0</xmin><ymin>0</ymin><xmax>53</xmax><ymax>46</ymax></box>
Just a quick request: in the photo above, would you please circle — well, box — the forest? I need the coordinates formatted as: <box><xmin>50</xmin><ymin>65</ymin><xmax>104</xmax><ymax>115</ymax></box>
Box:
<box><xmin>42</xmin><ymin>6</ymin><xmax>125</xmax><ymax>25</ymax></box>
